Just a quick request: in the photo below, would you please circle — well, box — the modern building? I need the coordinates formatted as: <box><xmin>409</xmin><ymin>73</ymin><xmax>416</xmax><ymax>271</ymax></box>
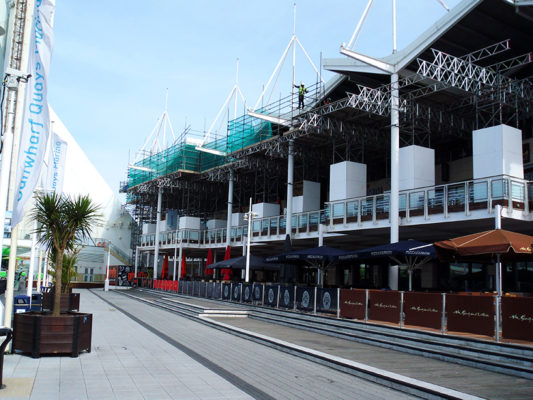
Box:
<box><xmin>124</xmin><ymin>0</ymin><xmax>533</xmax><ymax>292</ymax></box>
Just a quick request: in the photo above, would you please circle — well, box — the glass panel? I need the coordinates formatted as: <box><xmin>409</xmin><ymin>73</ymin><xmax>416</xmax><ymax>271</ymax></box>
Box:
<box><xmin>491</xmin><ymin>179</ymin><xmax>507</xmax><ymax>199</ymax></box>
<box><xmin>375</xmin><ymin>195</ymin><xmax>389</xmax><ymax>220</ymax></box>
<box><xmin>332</xmin><ymin>202</ymin><xmax>345</xmax><ymax>222</ymax></box>
<box><xmin>279</xmin><ymin>216</ymin><xmax>286</xmax><ymax>233</ymax></box>
<box><xmin>409</xmin><ymin>191</ymin><xmax>424</xmax><ymax>216</ymax></box>
<box><xmin>189</xmin><ymin>231</ymin><xmax>199</xmax><ymax>242</ymax></box>
<box><xmin>298</xmin><ymin>214</ymin><xmax>308</xmax><ymax>231</ymax></box>
<box><xmin>469</xmin><ymin>181</ymin><xmax>488</xmax><ymax>210</ymax></box>
<box><xmin>309</xmin><ymin>212</ymin><xmax>319</xmax><ymax>231</ymax></box>
<box><xmin>428</xmin><ymin>187</ymin><xmax>444</xmax><ymax>215</ymax></box>
<box><xmin>270</xmin><ymin>217</ymin><xmax>278</xmax><ymax>234</ymax></box>
<box><xmin>321</xmin><ymin>208</ymin><xmax>329</xmax><ymax>224</ymax></box>
<box><xmin>261</xmin><ymin>219</ymin><xmax>268</xmax><ymax>234</ymax></box>
<box><xmin>346</xmin><ymin>201</ymin><xmax>358</xmax><ymax>222</ymax></box>
<box><xmin>360</xmin><ymin>197</ymin><xmax>373</xmax><ymax>221</ymax></box>
<box><xmin>448</xmin><ymin>184</ymin><xmax>465</xmax><ymax>212</ymax></box>
<box><xmin>253</xmin><ymin>221</ymin><xmax>260</xmax><ymax>233</ymax></box>
<box><xmin>512</xmin><ymin>182</ymin><xmax>525</xmax><ymax>201</ymax></box>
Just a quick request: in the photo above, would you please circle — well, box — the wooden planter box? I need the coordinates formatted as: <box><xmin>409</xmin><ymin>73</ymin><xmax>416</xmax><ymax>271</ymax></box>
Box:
<box><xmin>42</xmin><ymin>292</ymin><xmax>80</xmax><ymax>312</ymax></box>
<box><xmin>13</xmin><ymin>312</ymin><xmax>92</xmax><ymax>358</ymax></box>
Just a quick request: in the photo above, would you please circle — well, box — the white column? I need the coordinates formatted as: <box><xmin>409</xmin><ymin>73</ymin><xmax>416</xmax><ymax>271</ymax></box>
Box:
<box><xmin>0</xmin><ymin>85</ymin><xmax>17</xmax><ymax>250</ymax></box>
<box><xmin>286</xmin><ymin>140</ymin><xmax>294</xmax><ymax>237</ymax></box>
<box><xmin>226</xmin><ymin>169</ymin><xmax>234</xmax><ymax>247</ymax></box>
<box><xmin>388</xmin><ymin>71</ymin><xmax>400</xmax><ymax>290</ymax></box>
<box><xmin>318</xmin><ymin>224</ymin><xmax>324</xmax><ymax>286</ymax></box>
<box><xmin>26</xmin><ymin>222</ymin><xmax>38</xmax><ymax>297</ymax></box>
<box><xmin>245</xmin><ymin>198</ymin><xmax>252</xmax><ymax>283</ymax></box>
<box><xmin>173</xmin><ymin>241</ymin><xmax>178</xmax><ymax>280</ymax></box>
<box><xmin>153</xmin><ymin>186</ymin><xmax>162</xmax><ymax>279</ymax></box>
<box><xmin>36</xmin><ymin>249</ymin><xmax>43</xmax><ymax>293</ymax></box>
<box><xmin>3</xmin><ymin>0</ymin><xmax>35</xmax><ymax>331</ymax></box>
<box><xmin>104</xmin><ymin>245</ymin><xmax>111</xmax><ymax>291</ymax></box>
<box><xmin>495</xmin><ymin>204</ymin><xmax>502</xmax><ymax>295</ymax></box>
<box><xmin>134</xmin><ymin>246</ymin><xmax>139</xmax><ymax>278</ymax></box>
<box><xmin>177</xmin><ymin>240</ymin><xmax>183</xmax><ymax>280</ymax></box>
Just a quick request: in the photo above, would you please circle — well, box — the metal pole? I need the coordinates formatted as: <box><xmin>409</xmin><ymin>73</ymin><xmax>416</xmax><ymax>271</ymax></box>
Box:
<box><xmin>134</xmin><ymin>246</ymin><xmax>139</xmax><ymax>278</ymax></box>
<box><xmin>104</xmin><ymin>244</ymin><xmax>111</xmax><ymax>291</ymax></box>
<box><xmin>36</xmin><ymin>249</ymin><xmax>43</xmax><ymax>293</ymax></box>
<box><xmin>286</xmin><ymin>140</ymin><xmax>294</xmax><ymax>238</ymax></box>
<box><xmin>389</xmin><ymin>71</ymin><xmax>400</xmax><ymax>290</ymax></box>
<box><xmin>153</xmin><ymin>186</ymin><xmax>162</xmax><ymax>279</ymax></box>
<box><xmin>173</xmin><ymin>242</ymin><xmax>177</xmax><ymax>280</ymax></box>
<box><xmin>26</xmin><ymin>220</ymin><xmax>38</xmax><ymax>297</ymax></box>
<box><xmin>226</xmin><ymin>169</ymin><xmax>234</xmax><ymax>247</ymax></box>
<box><xmin>245</xmin><ymin>197</ymin><xmax>252</xmax><ymax>283</ymax></box>
<box><xmin>177</xmin><ymin>240</ymin><xmax>183</xmax><ymax>281</ymax></box>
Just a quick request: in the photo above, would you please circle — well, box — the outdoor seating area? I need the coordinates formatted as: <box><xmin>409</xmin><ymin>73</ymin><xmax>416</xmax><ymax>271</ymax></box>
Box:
<box><xmin>142</xmin><ymin>279</ymin><xmax>533</xmax><ymax>344</ymax></box>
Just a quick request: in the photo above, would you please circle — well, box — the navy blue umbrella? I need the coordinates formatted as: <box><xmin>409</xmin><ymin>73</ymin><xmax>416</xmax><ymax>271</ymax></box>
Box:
<box><xmin>211</xmin><ymin>255</ymin><xmax>280</xmax><ymax>271</ymax></box>
<box><xmin>266</xmin><ymin>245</ymin><xmax>346</xmax><ymax>264</ymax></box>
<box><xmin>336</xmin><ymin>240</ymin><xmax>436</xmax><ymax>290</ymax></box>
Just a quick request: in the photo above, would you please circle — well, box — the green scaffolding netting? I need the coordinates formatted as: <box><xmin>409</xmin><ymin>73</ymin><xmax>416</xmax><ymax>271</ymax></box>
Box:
<box><xmin>127</xmin><ymin>115</ymin><xmax>272</xmax><ymax>189</ymax></box>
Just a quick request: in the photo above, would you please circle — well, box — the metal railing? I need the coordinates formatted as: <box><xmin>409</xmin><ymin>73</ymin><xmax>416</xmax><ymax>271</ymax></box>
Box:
<box><xmin>140</xmin><ymin>175</ymin><xmax>532</xmax><ymax>248</ymax></box>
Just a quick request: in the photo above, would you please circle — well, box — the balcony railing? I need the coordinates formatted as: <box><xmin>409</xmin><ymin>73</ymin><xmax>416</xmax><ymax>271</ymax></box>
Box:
<box><xmin>140</xmin><ymin>175</ymin><xmax>532</xmax><ymax>248</ymax></box>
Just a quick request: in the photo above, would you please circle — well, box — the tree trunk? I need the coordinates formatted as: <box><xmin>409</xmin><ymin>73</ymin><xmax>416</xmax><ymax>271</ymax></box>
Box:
<box><xmin>53</xmin><ymin>250</ymin><xmax>63</xmax><ymax>316</ymax></box>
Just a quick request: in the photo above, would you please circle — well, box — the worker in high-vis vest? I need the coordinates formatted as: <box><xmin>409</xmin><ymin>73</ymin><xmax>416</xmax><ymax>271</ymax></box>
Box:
<box><xmin>294</xmin><ymin>81</ymin><xmax>308</xmax><ymax>110</ymax></box>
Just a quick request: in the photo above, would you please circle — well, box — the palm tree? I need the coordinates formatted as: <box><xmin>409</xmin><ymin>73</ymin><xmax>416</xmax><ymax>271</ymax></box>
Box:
<box><xmin>32</xmin><ymin>193</ymin><xmax>101</xmax><ymax>316</ymax></box>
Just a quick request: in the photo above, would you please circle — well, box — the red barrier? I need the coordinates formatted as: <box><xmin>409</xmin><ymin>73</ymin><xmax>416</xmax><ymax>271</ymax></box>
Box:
<box><xmin>368</xmin><ymin>290</ymin><xmax>401</xmax><ymax>324</ymax></box>
<box><xmin>446</xmin><ymin>294</ymin><xmax>494</xmax><ymax>337</ymax></box>
<box><xmin>339</xmin><ymin>289</ymin><xmax>366</xmax><ymax>320</ymax></box>
<box><xmin>404</xmin><ymin>292</ymin><xmax>442</xmax><ymax>330</ymax></box>
<box><xmin>174</xmin><ymin>281</ymin><xmax>179</xmax><ymax>292</ymax></box>
<box><xmin>502</xmin><ymin>296</ymin><xmax>533</xmax><ymax>341</ymax></box>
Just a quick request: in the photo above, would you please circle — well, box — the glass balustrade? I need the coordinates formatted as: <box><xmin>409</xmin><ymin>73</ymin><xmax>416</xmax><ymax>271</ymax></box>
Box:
<box><xmin>140</xmin><ymin>175</ymin><xmax>531</xmax><ymax>248</ymax></box>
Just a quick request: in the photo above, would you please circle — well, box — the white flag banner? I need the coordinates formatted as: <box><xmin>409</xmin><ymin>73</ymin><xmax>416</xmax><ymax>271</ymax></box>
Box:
<box><xmin>45</xmin><ymin>132</ymin><xmax>67</xmax><ymax>194</ymax></box>
<box><xmin>12</xmin><ymin>0</ymin><xmax>55</xmax><ymax>227</ymax></box>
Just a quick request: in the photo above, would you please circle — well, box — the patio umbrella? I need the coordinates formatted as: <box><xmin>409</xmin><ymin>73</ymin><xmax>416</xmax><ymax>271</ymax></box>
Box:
<box><xmin>211</xmin><ymin>255</ymin><xmax>280</xmax><ymax>271</ymax></box>
<box><xmin>336</xmin><ymin>240</ymin><xmax>437</xmax><ymax>291</ymax></box>
<box><xmin>267</xmin><ymin>245</ymin><xmax>346</xmax><ymax>263</ymax></box>
<box><xmin>204</xmin><ymin>249</ymin><xmax>214</xmax><ymax>276</ymax></box>
<box><xmin>266</xmin><ymin>245</ymin><xmax>345</xmax><ymax>287</ymax></box>
<box><xmin>161</xmin><ymin>254</ymin><xmax>169</xmax><ymax>279</ymax></box>
<box><xmin>221</xmin><ymin>245</ymin><xmax>232</xmax><ymax>280</ymax></box>
<box><xmin>180</xmin><ymin>252</ymin><xmax>187</xmax><ymax>278</ymax></box>
<box><xmin>434</xmin><ymin>229</ymin><xmax>533</xmax><ymax>295</ymax></box>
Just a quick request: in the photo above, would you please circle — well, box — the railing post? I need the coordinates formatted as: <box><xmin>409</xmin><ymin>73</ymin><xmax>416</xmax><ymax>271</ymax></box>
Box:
<box><xmin>262</xmin><ymin>283</ymin><xmax>265</xmax><ymax>305</ymax></box>
<box><xmin>372</xmin><ymin>196</ymin><xmax>377</xmax><ymax>224</ymax></box>
<box><xmin>337</xmin><ymin>288</ymin><xmax>340</xmax><ymax>318</ymax></box>
<box><xmin>406</xmin><ymin>192</ymin><xmax>411</xmax><ymax>222</ymax></box>
<box><xmin>357</xmin><ymin>199</ymin><xmax>362</xmax><ymax>226</ymax></box>
<box><xmin>507</xmin><ymin>178</ymin><xmax>513</xmax><ymax>211</ymax></box>
<box><xmin>488</xmin><ymin>178</ymin><xmax>493</xmax><ymax>212</ymax></box>
<box><xmin>444</xmin><ymin>185</ymin><xmax>449</xmax><ymax>218</ymax></box>
<box><xmin>293</xmin><ymin>285</ymin><xmax>297</xmax><ymax>311</ymax></box>
<box><xmin>365</xmin><ymin>289</ymin><xmax>369</xmax><ymax>322</ymax></box>
<box><xmin>276</xmin><ymin>285</ymin><xmax>280</xmax><ymax>308</ymax></box>
<box><xmin>400</xmin><ymin>291</ymin><xmax>404</xmax><ymax>328</ymax></box>
<box><xmin>441</xmin><ymin>293</ymin><xmax>446</xmax><ymax>335</ymax></box>
<box><xmin>495</xmin><ymin>295</ymin><xmax>501</xmax><ymax>342</ymax></box>
<box><xmin>424</xmin><ymin>190</ymin><xmax>429</xmax><ymax>220</ymax></box>
<box><xmin>465</xmin><ymin>182</ymin><xmax>470</xmax><ymax>216</ymax></box>
<box><xmin>314</xmin><ymin>286</ymin><xmax>318</xmax><ymax>314</ymax></box>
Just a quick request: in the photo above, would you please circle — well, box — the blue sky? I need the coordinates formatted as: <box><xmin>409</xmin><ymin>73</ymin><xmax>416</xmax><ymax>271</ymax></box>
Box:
<box><xmin>47</xmin><ymin>0</ymin><xmax>461</xmax><ymax>196</ymax></box>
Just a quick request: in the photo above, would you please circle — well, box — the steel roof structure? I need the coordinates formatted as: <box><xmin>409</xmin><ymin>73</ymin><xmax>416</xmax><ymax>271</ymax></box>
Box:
<box><xmin>125</xmin><ymin>0</ymin><xmax>533</xmax><ymax>260</ymax></box>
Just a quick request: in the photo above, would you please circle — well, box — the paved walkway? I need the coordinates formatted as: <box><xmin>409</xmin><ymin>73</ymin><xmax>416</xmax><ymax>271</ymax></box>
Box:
<box><xmin>2</xmin><ymin>289</ymin><xmax>253</xmax><ymax>400</ymax></box>
<box><xmin>2</xmin><ymin>289</ymin><xmax>417</xmax><ymax>400</ymax></box>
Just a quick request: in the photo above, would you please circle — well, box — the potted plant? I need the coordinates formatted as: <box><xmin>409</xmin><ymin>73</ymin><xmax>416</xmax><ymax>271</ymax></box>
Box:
<box><xmin>13</xmin><ymin>193</ymin><xmax>100</xmax><ymax>358</ymax></box>
<box><xmin>42</xmin><ymin>251</ymin><xmax>81</xmax><ymax>312</ymax></box>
